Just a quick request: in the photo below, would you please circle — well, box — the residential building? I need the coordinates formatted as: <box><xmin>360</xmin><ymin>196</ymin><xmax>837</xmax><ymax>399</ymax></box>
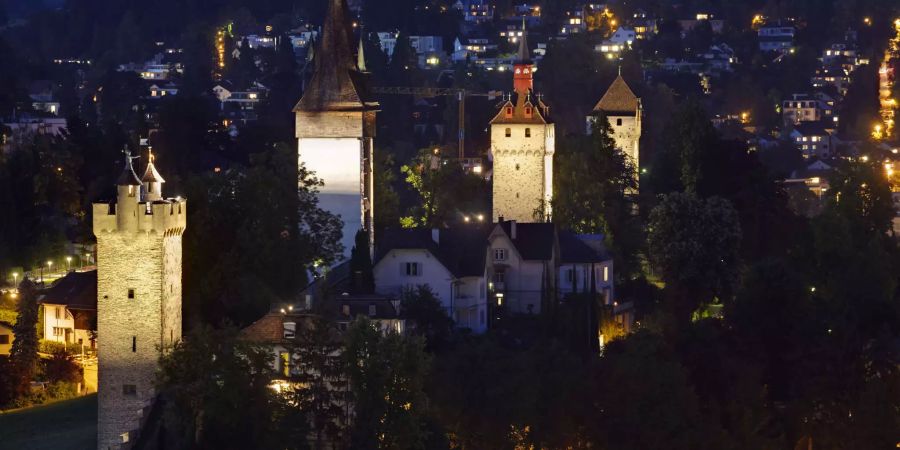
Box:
<box><xmin>460</xmin><ymin>0</ymin><xmax>493</xmax><ymax>24</ymax></box>
<box><xmin>490</xmin><ymin>28</ymin><xmax>555</xmax><ymax>223</ymax></box>
<box><xmin>373</xmin><ymin>227</ymin><xmax>489</xmax><ymax>333</ymax></box>
<box><xmin>782</xmin><ymin>93</ymin><xmax>835</xmax><ymax>125</ymax></box>
<box><xmin>812</xmin><ymin>65</ymin><xmax>851</xmax><ymax>96</ymax></box>
<box><xmin>452</xmin><ymin>37</ymin><xmax>497</xmax><ymax>62</ymax></box>
<box><xmin>0</xmin><ymin>321</ymin><xmax>13</xmax><ymax>355</ymax></box>
<box><xmin>117</xmin><ymin>53</ymin><xmax>182</xmax><ymax>81</ymax></box>
<box><xmin>790</xmin><ymin>121</ymin><xmax>836</xmax><ymax>158</ymax></box>
<box><xmin>758</xmin><ymin>24</ymin><xmax>795</xmax><ymax>52</ymax></box>
<box><xmin>487</xmin><ymin>221</ymin><xmax>558</xmax><ymax>315</ymax></box>
<box><xmin>148</xmin><ymin>83</ymin><xmax>179</xmax><ymax>99</ymax></box>
<box><xmin>38</xmin><ymin>270</ymin><xmax>97</xmax><ymax>350</ymax></box>
<box><xmin>93</xmin><ymin>149</ymin><xmax>186</xmax><ymax>449</ymax></box>
<box><xmin>557</xmin><ymin>232</ymin><xmax>614</xmax><ymax>301</ymax></box>
<box><xmin>294</xmin><ymin>0</ymin><xmax>379</xmax><ymax>259</ymax></box>
<box><xmin>595</xmin><ymin>26</ymin><xmax>636</xmax><ymax>59</ymax></box>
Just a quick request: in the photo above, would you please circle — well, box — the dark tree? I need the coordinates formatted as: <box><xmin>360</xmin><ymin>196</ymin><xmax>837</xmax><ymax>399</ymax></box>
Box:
<box><xmin>10</xmin><ymin>279</ymin><xmax>39</xmax><ymax>398</ymax></box>
<box><xmin>348</xmin><ymin>230</ymin><xmax>375</xmax><ymax>295</ymax></box>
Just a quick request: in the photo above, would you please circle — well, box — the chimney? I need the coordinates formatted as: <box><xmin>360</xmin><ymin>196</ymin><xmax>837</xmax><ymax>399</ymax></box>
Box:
<box><xmin>431</xmin><ymin>228</ymin><xmax>440</xmax><ymax>245</ymax></box>
<box><xmin>510</xmin><ymin>220</ymin><xmax>517</xmax><ymax>240</ymax></box>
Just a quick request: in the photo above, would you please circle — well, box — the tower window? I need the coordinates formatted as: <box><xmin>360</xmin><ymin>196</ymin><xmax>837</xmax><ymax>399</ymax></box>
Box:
<box><xmin>525</xmin><ymin>128</ymin><xmax>531</xmax><ymax>137</ymax></box>
<box><xmin>505</xmin><ymin>107</ymin><xmax>513</xmax><ymax>118</ymax></box>
<box><xmin>524</xmin><ymin>107</ymin><xmax>532</xmax><ymax>117</ymax></box>
<box><xmin>515</xmin><ymin>164</ymin><xmax>520</xmax><ymax>170</ymax></box>
<box><xmin>616</xmin><ymin>118</ymin><xmax>623</xmax><ymax>126</ymax></box>
<box><xmin>128</xmin><ymin>289</ymin><xmax>135</xmax><ymax>299</ymax></box>
<box><xmin>132</xmin><ymin>336</ymin><xmax>136</xmax><ymax>352</ymax></box>
<box><xmin>123</xmin><ymin>384</ymin><xmax>137</xmax><ymax>396</ymax></box>
<box><xmin>505</xmin><ymin>127</ymin><xmax>511</xmax><ymax>137</ymax></box>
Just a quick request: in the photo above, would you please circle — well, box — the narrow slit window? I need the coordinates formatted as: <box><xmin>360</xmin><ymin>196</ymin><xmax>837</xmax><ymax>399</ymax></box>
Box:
<box><xmin>127</xmin><ymin>289</ymin><xmax>135</xmax><ymax>299</ymax></box>
<box><xmin>132</xmin><ymin>336</ymin><xmax>136</xmax><ymax>352</ymax></box>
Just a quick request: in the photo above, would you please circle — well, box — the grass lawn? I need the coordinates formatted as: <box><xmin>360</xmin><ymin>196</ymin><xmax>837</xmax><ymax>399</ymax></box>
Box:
<box><xmin>0</xmin><ymin>394</ymin><xmax>96</xmax><ymax>450</ymax></box>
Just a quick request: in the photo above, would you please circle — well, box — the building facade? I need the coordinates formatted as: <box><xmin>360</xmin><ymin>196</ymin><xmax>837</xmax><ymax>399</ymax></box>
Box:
<box><xmin>295</xmin><ymin>0</ymin><xmax>378</xmax><ymax>259</ymax></box>
<box><xmin>588</xmin><ymin>74</ymin><xmax>642</xmax><ymax>174</ymax></box>
<box><xmin>93</xmin><ymin>151</ymin><xmax>185</xmax><ymax>449</ymax></box>
<box><xmin>490</xmin><ymin>27</ymin><xmax>554</xmax><ymax>222</ymax></box>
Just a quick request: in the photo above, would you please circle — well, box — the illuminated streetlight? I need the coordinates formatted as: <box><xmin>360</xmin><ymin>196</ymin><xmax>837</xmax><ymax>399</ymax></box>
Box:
<box><xmin>65</xmin><ymin>256</ymin><xmax>72</xmax><ymax>272</ymax></box>
<box><xmin>47</xmin><ymin>260</ymin><xmax>53</xmax><ymax>276</ymax></box>
<box><xmin>11</xmin><ymin>272</ymin><xmax>18</xmax><ymax>292</ymax></box>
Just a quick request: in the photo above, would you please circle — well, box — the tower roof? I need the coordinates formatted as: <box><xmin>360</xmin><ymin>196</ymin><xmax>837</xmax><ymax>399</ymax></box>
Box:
<box><xmin>116</xmin><ymin>150</ymin><xmax>142</xmax><ymax>186</ymax></box>
<box><xmin>516</xmin><ymin>18</ymin><xmax>531</xmax><ymax>63</ymax></box>
<box><xmin>293</xmin><ymin>0</ymin><xmax>375</xmax><ymax>112</ymax></box>
<box><xmin>592</xmin><ymin>74</ymin><xmax>639</xmax><ymax>115</ymax></box>
<box><xmin>490</xmin><ymin>92</ymin><xmax>550</xmax><ymax>125</ymax></box>
<box><xmin>357</xmin><ymin>34</ymin><xmax>367</xmax><ymax>72</ymax></box>
<box><xmin>141</xmin><ymin>148</ymin><xmax>165</xmax><ymax>184</ymax></box>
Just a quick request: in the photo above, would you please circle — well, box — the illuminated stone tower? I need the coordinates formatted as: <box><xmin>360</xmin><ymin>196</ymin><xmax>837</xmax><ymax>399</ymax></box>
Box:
<box><xmin>588</xmin><ymin>72</ymin><xmax>642</xmax><ymax>172</ymax></box>
<box><xmin>294</xmin><ymin>0</ymin><xmax>378</xmax><ymax>258</ymax></box>
<box><xmin>490</xmin><ymin>25</ymin><xmax>555</xmax><ymax>222</ymax></box>
<box><xmin>93</xmin><ymin>150</ymin><xmax>186</xmax><ymax>449</ymax></box>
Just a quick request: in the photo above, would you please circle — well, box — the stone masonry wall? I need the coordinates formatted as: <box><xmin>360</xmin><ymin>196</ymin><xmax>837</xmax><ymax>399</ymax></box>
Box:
<box><xmin>491</xmin><ymin>123</ymin><xmax>554</xmax><ymax>222</ymax></box>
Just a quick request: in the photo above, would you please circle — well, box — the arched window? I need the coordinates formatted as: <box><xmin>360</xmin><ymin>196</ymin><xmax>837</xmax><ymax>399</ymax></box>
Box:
<box><xmin>505</xmin><ymin>128</ymin><xmax>511</xmax><ymax>137</ymax></box>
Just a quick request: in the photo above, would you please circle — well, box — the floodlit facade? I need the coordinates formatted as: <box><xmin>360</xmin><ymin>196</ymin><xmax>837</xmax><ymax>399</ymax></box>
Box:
<box><xmin>588</xmin><ymin>74</ymin><xmax>642</xmax><ymax>174</ymax></box>
<box><xmin>295</xmin><ymin>0</ymin><xmax>378</xmax><ymax>259</ymax></box>
<box><xmin>490</xmin><ymin>25</ymin><xmax>554</xmax><ymax>223</ymax></box>
<box><xmin>93</xmin><ymin>151</ymin><xmax>185</xmax><ymax>449</ymax></box>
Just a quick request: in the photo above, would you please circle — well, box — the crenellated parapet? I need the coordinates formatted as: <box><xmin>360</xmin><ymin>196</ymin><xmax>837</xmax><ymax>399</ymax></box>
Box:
<box><xmin>92</xmin><ymin>198</ymin><xmax>187</xmax><ymax>236</ymax></box>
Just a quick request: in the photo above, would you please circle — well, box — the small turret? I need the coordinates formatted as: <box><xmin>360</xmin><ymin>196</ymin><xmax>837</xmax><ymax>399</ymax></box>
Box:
<box><xmin>513</xmin><ymin>18</ymin><xmax>533</xmax><ymax>95</ymax></box>
<box><xmin>116</xmin><ymin>149</ymin><xmax>142</xmax><ymax>231</ymax></box>
<box><xmin>357</xmin><ymin>33</ymin><xmax>367</xmax><ymax>72</ymax></box>
<box><xmin>141</xmin><ymin>147</ymin><xmax>165</xmax><ymax>202</ymax></box>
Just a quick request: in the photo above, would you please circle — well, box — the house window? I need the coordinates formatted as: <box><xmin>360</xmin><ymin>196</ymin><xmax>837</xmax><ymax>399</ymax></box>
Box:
<box><xmin>53</xmin><ymin>327</ymin><xmax>64</xmax><ymax>337</ymax></box>
<box><xmin>405</xmin><ymin>262</ymin><xmax>421</xmax><ymax>276</ymax></box>
<box><xmin>505</xmin><ymin>107</ymin><xmax>513</xmax><ymax>118</ymax></box>
<box><xmin>369</xmin><ymin>304</ymin><xmax>377</xmax><ymax>316</ymax></box>
<box><xmin>616</xmin><ymin>118</ymin><xmax>623</xmax><ymax>126</ymax></box>
<box><xmin>603</xmin><ymin>266</ymin><xmax>609</xmax><ymax>282</ymax></box>
<box><xmin>505</xmin><ymin>127</ymin><xmax>511</xmax><ymax>137</ymax></box>
<box><xmin>566</xmin><ymin>269</ymin><xmax>574</xmax><ymax>282</ymax></box>
<box><xmin>55</xmin><ymin>307</ymin><xmax>61</xmax><ymax>319</ymax></box>
<box><xmin>493</xmin><ymin>272</ymin><xmax>505</xmax><ymax>283</ymax></box>
<box><xmin>494</xmin><ymin>248</ymin><xmax>507</xmax><ymax>261</ymax></box>
<box><xmin>525</xmin><ymin>128</ymin><xmax>531</xmax><ymax>137</ymax></box>
<box><xmin>128</xmin><ymin>289</ymin><xmax>135</xmax><ymax>299</ymax></box>
<box><xmin>525</xmin><ymin>107</ymin><xmax>532</xmax><ymax>116</ymax></box>
<box><xmin>123</xmin><ymin>384</ymin><xmax>137</xmax><ymax>396</ymax></box>
<box><xmin>0</xmin><ymin>335</ymin><xmax>9</xmax><ymax>344</ymax></box>
<box><xmin>283</xmin><ymin>322</ymin><xmax>296</xmax><ymax>339</ymax></box>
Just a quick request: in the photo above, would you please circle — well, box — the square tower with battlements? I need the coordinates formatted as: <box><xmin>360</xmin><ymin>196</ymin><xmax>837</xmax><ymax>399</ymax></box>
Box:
<box><xmin>93</xmin><ymin>150</ymin><xmax>185</xmax><ymax>449</ymax></box>
<box><xmin>294</xmin><ymin>0</ymin><xmax>378</xmax><ymax>259</ymax></box>
<box><xmin>588</xmin><ymin>73</ymin><xmax>642</xmax><ymax>173</ymax></box>
<box><xmin>490</xmin><ymin>23</ymin><xmax>555</xmax><ymax>223</ymax></box>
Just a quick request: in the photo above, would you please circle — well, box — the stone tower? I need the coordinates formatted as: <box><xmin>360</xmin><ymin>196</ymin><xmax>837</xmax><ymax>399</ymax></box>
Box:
<box><xmin>93</xmin><ymin>150</ymin><xmax>186</xmax><ymax>449</ymax></box>
<box><xmin>588</xmin><ymin>72</ymin><xmax>642</xmax><ymax>172</ymax></box>
<box><xmin>294</xmin><ymin>0</ymin><xmax>378</xmax><ymax>258</ymax></box>
<box><xmin>490</xmin><ymin>24</ymin><xmax>555</xmax><ymax>222</ymax></box>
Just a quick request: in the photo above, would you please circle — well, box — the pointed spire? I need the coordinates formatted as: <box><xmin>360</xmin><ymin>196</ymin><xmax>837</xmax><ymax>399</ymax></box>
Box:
<box><xmin>357</xmin><ymin>32</ymin><xmax>367</xmax><ymax>72</ymax></box>
<box><xmin>294</xmin><ymin>0</ymin><xmax>373</xmax><ymax>112</ymax></box>
<box><xmin>116</xmin><ymin>147</ymin><xmax>142</xmax><ymax>186</ymax></box>
<box><xmin>141</xmin><ymin>147</ymin><xmax>165</xmax><ymax>184</ymax></box>
<box><xmin>517</xmin><ymin>17</ymin><xmax>530</xmax><ymax>63</ymax></box>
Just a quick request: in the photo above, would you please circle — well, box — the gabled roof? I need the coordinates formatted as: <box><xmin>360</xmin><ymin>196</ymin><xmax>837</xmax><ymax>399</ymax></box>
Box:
<box><xmin>38</xmin><ymin>270</ymin><xmax>97</xmax><ymax>311</ymax></box>
<box><xmin>293</xmin><ymin>0</ymin><xmax>376</xmax><ymax>112</ymax></box>
<box><xmin>489</xmin><ymin>92</ymin><xmax>549</xmax><ymax>124</ymax></box>
<box><xmin>592</xmin><ymin>74</ymin><xmax>639</xmax><ymax>115</ymax></box>
<box><xmin>327</xmin><ymin>295</ymin><xmax>401</xmax><ymax>321</ymax></box>
<box><xmin>496</xmin><ymin>221</ymin><xmax>556</xmax><ymax>261</ymax></box>
<box><xmin>240</xmin><ymin>312</ymin><xmax>317</xmax><ymax>344</ymax></box>
<box><xmin>792</xmin><ymin>121</ymin><xmax>833</xmax><ymax>136</ymax></box>
<box><xmin>559</xmin><ymin>232</ymin><xmax>611</xmax><ymax>264</ymax></box>
<box><xmin>376</xmin><ymin>226</ymin><xmax>489</xmax><ymax>278</ymax></box>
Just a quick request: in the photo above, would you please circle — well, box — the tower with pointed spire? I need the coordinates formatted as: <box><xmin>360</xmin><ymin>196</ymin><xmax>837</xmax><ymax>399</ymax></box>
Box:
<box><xmin>588</xmin><ymin>71</ymin><xmax>642</xmax><ymax>175</ymax></box>
<box><xmin>294</xmin><ymin>0</ymin><xmax>378</xmax><ymax>259</ymax></box>
<box><xmin>93</xmin><ymin>148</ymin><xmax>186</xmax><ymax>449</ymax></box>
<box><xmin>489</xmin><ymin>22</ymin><xmax>554</xmax><ymax>223</ymax></box>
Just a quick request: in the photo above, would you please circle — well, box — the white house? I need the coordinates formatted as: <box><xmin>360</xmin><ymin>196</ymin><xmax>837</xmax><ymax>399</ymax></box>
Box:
<box><xmin>373</xmin><ymin>227</ymin><xmax>490</xmax><ymax>333</ymax></box>
<box><xmin>557</xmin><ymin>232</ymin><xmax>614</xmax><ymax>302</ymax></box>
<box><xmin>37</xmin><ymin>270</ymin><xmax>97</xmax><ymax>349</ymax></box>
<box><xmin>487</xmin><ymin>221</ymin><xmax>558</xmax><ymax>315</ymax></box>
<box><xmin>790</xmin><ymin>121</ymin><xmax>836</xmax><ymax>159</ymax></box>
<box><xmin>595</xmin><ymin>27</ymin><xmax>636</xmax><ymax>59</ymax></box>
<box><xmin>782</xmin><ymin>93</ymin><xmax>835</xmax><ymax>125</ymax></box>
<box><xmin>758</xmin><ymin>24</ymin><xmax>795</xmax><ymax>52</ymax></box>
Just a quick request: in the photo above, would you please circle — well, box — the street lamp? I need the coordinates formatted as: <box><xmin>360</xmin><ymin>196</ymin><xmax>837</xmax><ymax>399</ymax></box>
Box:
<box><xmin>47</xmin><ymin>260</ymin><xmax>53</xmax><ymax>277</ymax></box>
<box><xmin>11</xmin><ymin>272</ymin><xmax>18</xmax><ymax>292</ymax></box>
<box><xmin>65</xmin><ymin>256</ymin><xmax>72</xmax><ymax>272</ymax></box>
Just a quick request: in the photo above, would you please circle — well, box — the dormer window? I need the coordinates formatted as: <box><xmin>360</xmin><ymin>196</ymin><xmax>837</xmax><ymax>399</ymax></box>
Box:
<box><xmin>283</xmin><ymin>322</ymin><xmax>296</xmax><ymax>339</ymax></box>
<box><xmin>515</xmin><ymin>68</ymin><xmax>521</xmax><ymax>74</ymax></box>
<box><xmin>505</xmin><ymin>107</ymin><xmax>513</xmax><ymax>118</ymax></box>
<box><xmin>524</xmin><ymin>107</ymin><xmax>532</xmax><ymax>117</ymax></box>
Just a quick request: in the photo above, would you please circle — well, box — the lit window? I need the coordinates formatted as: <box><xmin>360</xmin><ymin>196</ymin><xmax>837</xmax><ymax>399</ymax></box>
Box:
<box><xmin>603</xmin><ymin>266</ymin><xmax>609</xmax><ymax>282</ymax></box>
<box><xmin>505</xmin><ymin>127</ymin><xmax>512</xmax><ymax>137</ymax></box>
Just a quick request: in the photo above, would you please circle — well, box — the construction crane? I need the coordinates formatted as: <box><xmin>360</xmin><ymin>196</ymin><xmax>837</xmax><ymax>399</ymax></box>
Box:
<box><xmin>370</xmin><ymin>86</ymin><xmax>500</xmax><ymax>159</ymax></box>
